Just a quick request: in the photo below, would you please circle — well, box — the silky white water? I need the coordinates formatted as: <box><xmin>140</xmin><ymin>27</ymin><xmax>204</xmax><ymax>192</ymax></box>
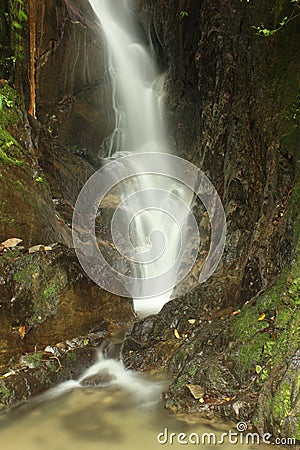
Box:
<box><xmin>0</xmin><ymin>353</ymin><xmax>282</xmax><ymax>450</ymax></box>
<box><xmin>89</xmin><ymin>0</ymin><xmax>193</xmax><ymax>316</ymax></box>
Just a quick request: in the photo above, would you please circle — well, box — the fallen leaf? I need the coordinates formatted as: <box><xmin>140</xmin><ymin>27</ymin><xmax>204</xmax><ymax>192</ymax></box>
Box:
<box><xmin>232</xmin><ymin>310</ymin><xmax>241</xmax><ymax>316</ymax></box>
<box><xmin>13</xmin><ymin>325</ymin><xmax>31</xmax><ymax>339</ymax></box>
<box><xmin>186</xmin><ymin>384</ymin><xmax>204</xmax><ymax>400</ymax></box>
<box><xmin>174</xmin><ymin>328</ymin><xmax>181</xmax><ymax>339</ymax></box>
<box><xmin>257</xmin><ymin>313</ymin><xmax>266</xmax><ymax>321</ymax></box>
<box><xmin>29</xmin><ymin>244</ymin><xmax>44</xmax><ymax>253</ymax></box>
<box><xmin>188</xmin><ymin>319</ymin><xmax>196</xmax><ymax>324</ymax></box>
<box><xmin>28</xmin><ymin>244</ymin><xmax>53</xmax><ymax>253</ymax></box>
<box><xmin>1</xmin><ymin>238</ymin><xmax>22</xmax><ymax>248</ymax></box>
<box><xmin>17</xmin><ymin>326</ymin><xmax>27</xmax><ymax>339</ymax></box>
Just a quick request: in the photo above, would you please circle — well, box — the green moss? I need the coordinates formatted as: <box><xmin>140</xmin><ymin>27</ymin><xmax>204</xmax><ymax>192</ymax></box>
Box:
<box><xmin>172</xmin><ymin>376</ymin><xmax>188</xmax><ymax>392</ymax></box>
<box><xmin>24</xmin><ymin>352</ymin><xmax>43</xmax><ymax>368</ymax></box>
<box><xmin>47</xmin><ymin>361</ymin><xmax>57</xmax><ymax>373</ymax></box>
<box><xmin>66</xmin><ymin>352</ymin><xmax>77</xmax><ymax>363</ymax></box>
<box><xmin>13</xmin><ymin>260</ymin><xmax>40</xmax><ymax>284</ymax></box>
<box><xmin>43</xmin><ymin>280</ymin><xmax>62</xmax><ymax>300</ymax></box>
<box><xmin>272</xmin><ymin>383</ymin><xmax>291</xmax><ymax>421</ymax></box>
<box><xmin>29</xmin><ymin>270</ymin><xmax>68</xmax><ymax>324</ymax></box>
<box><xmin>0</xmin><ymin>129</ymin><xmax>25</xmax><ymax>167</ymax></box>
<box><xmin>12</xmin><ymin>254</ymin><xmax>69</xmax><ymax>324</ymax></box>
<box><xmin>188</xmin><ymin>365</ymin><xmax>198</xmax><ymax>378</ymax></box>
<box><xmin>0</xmin><ymin>382</ymin><xmax>11</xmax><ymax>402</ymax></box>
<box><xmin>296</xmin><ymin>416</ymin><xmax>300</xmax><ymax>441</ymax></box>
<box><xmin>0</xmin><ymin>84</ymin><xmax>21</xmax><ymax>127</ymax></box>
<box><xmin>0</xmin><ymin>209</ymin><xmax>15</xmax><ymax>225</ymax></box>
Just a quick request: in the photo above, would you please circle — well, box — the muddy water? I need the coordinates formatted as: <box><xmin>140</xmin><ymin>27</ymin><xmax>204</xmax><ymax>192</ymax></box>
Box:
<box><xmin>0</xmin><ymin>355</ymin><xmax>282</xmax><ymax>450</ymax></box>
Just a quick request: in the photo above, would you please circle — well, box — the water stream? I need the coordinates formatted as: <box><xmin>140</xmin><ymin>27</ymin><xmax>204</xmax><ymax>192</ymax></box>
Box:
<box><xmin>89</xmin><ymin>0</ymin><xmax>194</xmax><ymax>317</ymax></box>
<box><xmin>0</xmin><ymin>352</ymin><xmax>280</xmax><ymax>450</ymax></box>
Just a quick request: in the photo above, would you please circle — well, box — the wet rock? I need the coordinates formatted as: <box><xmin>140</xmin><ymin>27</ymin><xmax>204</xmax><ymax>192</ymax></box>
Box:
<box><xmin>0</xmin><ymin>245</ymin><xmax>134</xmax><ymax>372</ymax></box>
<box><xmin>138</xmin><ymin>0</ymin><xmax>296</xmax><ymax>306</ymax></box>
<box><xmin>80</xmin><ymin>372</ymin><xmax>114</xmax><ymax>387</ymax></box>
<box><xmin>34</xmin><ymin>0</ymin><xmax>114</xmax><ymax>162</ymax></box>
<box><xmin>0</xmin><ymin>344</ymin><xmax>99</xmax><ymax>406</ymax></box>
<box><xmin>122</xmin><ymin>242</ymin><xmax>300</xmax><ymax>439</ymax></box>
<box><xmin>0</xmin><ymin>84</ymin><xmax>69</xmax><ymax>247</ymax></box>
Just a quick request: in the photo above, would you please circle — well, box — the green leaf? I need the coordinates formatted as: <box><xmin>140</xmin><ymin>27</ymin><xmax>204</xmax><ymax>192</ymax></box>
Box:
<box><xmin>12</xmin><ymin>20</ymin><xmax>22</xmax><ymax>29</ymax></box>
<box><xmin>180</xmin><ymin>10</ymin><xmax>189</xmax><ymax>18</ymax></box>
<box><xmin>17</xmin><ymin>10</ymin><xmax>27</xmax><ymax>22</ymax></box>
<box><xmin>279</xmin><ymin>16</ymin><xmax>288</xmax><ymax>26</ymax></box>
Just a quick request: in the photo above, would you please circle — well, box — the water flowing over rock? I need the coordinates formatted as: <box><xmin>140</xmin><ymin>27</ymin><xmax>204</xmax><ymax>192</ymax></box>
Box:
<box><xmin>1</xmin><ymin>0</ymin><xmax>300</xmax><ymax>442</ymax></box>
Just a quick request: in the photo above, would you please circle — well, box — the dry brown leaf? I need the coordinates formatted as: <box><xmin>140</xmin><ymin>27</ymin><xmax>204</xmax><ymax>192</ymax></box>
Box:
<box><xmin>17</xmin><ymin>326</ymin><xmax>26</xmax><ymax>339</ymax></box>
<box><xmin>186</xmin><ymin>384</ymin><xmax>204</xmax><ymax>400</ymax></box>
<box><xmin>1</xmin><ymin>238</ymin><xmax>22</xmax><ymax>248</ymax></box>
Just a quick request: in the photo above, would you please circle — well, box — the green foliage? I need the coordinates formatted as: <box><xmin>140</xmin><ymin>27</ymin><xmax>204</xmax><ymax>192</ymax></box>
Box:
<box><xmin>0</xmin><ymin>382</ymin><xmax>11</xmax><ymax>401</ymax></box>
<box><xmin>24</xmin><ymin>352</ymin><xmax>43</xmax><ymax>368</ymax></box>
<box><xmin>242</xmin><ymin>0</ymin><xmax>300</xmax><ymax>37</ymax></box>
<box><xmin>0</xmin><ymin>0</ymin><xmax>27</xmax><ymax>78</ymax></box>
<box><xmin>180</xmin><ymin>10</ymin><xmax>189</xmax><ymax>18</ymax></box>
<box><xmin>0</xmin><ymin>83</ymin><xmax>21</xmax><ymax>127</ymax></box>
<box><xmin>8</xmin><ymin>0</ymin><xmax>28</xmax><ymax>61</ymax></box>
<box><xmin>66</xmin><ymin>352</ymin><xmax>77</xmax><ymax>363</ymax></box>
<box><xmin>188</xmin><ymin>365</ymin><xmax>198</xmax><ymax>377</ymax></box>
<box><xmin>286</xmin><ymin>90</ymin><xmax>300</xmax><ymax>123</ymax></box>
<box><xmin>0</xmin><ymin>130</ymin><xmax>24</xmax><ymax>167</ymax></box>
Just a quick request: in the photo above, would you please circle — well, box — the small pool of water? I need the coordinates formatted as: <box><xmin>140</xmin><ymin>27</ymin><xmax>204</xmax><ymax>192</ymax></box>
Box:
<box><xmin>0</xmin><ymin>355</ymin><xmax>283</xmax><ymax>450</ymax></box>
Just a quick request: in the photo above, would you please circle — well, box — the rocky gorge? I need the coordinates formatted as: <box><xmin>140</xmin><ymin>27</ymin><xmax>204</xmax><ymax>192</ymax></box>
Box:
<box><xmin>0</xmin><ymin>0</ymin><xmax>300</xmax><ymax>444</ymax></box>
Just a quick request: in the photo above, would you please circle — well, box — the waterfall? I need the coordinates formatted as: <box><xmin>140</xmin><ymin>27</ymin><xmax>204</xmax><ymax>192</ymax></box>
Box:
<box><xmin>90</xmin><ymin>0</ymin><xmax>168</xmax><ymax>155</ymax></box>
<box><xmin>88</xmin><ymin>0</ymin><xmax>193</xmax><ymax>316</ymax></box>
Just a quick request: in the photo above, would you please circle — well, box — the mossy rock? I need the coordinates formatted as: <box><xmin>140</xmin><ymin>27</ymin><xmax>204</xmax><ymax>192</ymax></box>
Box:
<box><xmin>0</xmin><ymin>83</ymin><xmax>69</xmax><ymax>246</ymax></box>
<box><xmin>0</xmin><ymin>246</ymin><xmax>134</xmax><ymax>373</ymax></box>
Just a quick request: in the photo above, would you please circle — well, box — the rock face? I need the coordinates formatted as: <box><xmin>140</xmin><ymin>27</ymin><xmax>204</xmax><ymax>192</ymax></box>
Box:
<box><xmin>137</xmin><ymin>0</ymin><xmax>298</xmax><ymax>305</ymax></box>
<box><xmin>0</xmin><ymin>0</ymin><xmax>135</xmax><ymax>400</ymax></box>
<box><xmin>0</xmin><ymin>83</ymin><xmax>69</xmax><ymax>247</ymax></box>
<box><xmin>34</xmin><ymin>0</ymin><xmax>114</xmax><ymax>163</ymax></box>
<box><xmin>0</xmin><ymin>245</ymin><xmax>134</xmax><ymax>372</ymax></box>
<box><xmin>1</xmin><ymin>0</ymin><xmax>300</xmax><ymax>440</ymax></box>
<box><xmin>122</xmin><ymin>0</ymin><xmax>300</xmax><ymax>441</ymax></box>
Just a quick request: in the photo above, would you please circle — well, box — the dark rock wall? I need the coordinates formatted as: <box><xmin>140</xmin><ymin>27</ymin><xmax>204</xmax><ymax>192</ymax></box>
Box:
<box><xmin>121</xmin><ymin>0</ymin><xmax>300</xmax><ymax>438</ymax></box>
<box><xmin>137</xmin><ymin>0</ymin><xmax>299</xmax><ymax>306</ymax></box>
<box><xmin>34</xmin><ymin>0</ymin><xmax>113</xmax><ymax>162</ymax></box>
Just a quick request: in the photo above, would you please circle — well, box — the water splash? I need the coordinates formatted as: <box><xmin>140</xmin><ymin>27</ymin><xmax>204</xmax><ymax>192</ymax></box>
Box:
<box><xmin>39</xmin><ymin>351</ymin><xmax>167</xmax><ymax>409</ymax></box>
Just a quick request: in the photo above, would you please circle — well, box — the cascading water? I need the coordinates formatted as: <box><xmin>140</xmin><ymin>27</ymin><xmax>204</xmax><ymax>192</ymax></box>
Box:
<box><xmin>89</xmin><ymin>0</ymin><xmax>193</xmax><ymax>316</ymax></box>
<box><xmin>91</xmin><ymin>0</ymin><xmax>168</xmax><ymax>155</ymax></box>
